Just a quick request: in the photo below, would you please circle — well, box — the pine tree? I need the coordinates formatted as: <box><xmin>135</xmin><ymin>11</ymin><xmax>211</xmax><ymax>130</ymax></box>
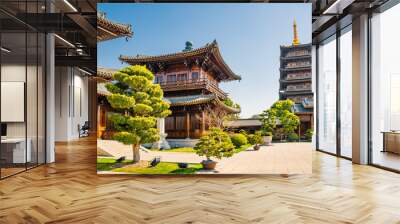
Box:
<box><xmin>106</xmin><ymin>65</ymin><xmax>171</xmax><ymax>162</ymax></box>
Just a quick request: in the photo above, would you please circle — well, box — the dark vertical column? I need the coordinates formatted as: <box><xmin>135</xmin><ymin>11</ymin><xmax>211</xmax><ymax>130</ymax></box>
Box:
<box><xmin>25</xmin><ymin>1</ymin><xmax>28</xmax><ymax>170</ymax></box>
<box><xmin>186</xmin><ymin>112</ymin><xmax>190</xmax><ymax>139</ymax></box>
<box><xmin>336</xmin><ymin>29</ymin><xmax>341</xmax><ymax>157</ymax></box>
<box><xmin>201</xmin><ymin>111</ymin><xmax>205</xmax><ymax>136</ymax></box>
<box><xmin>315</xmin><ymin>44</ymin><xmax>320</xmax><ymax>150</ymax></box>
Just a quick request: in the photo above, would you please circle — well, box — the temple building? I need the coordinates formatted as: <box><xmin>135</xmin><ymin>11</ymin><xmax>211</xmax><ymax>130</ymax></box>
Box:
<box><xmin>279</xmin><ymin>20</ymin><xmax>313</xmax><ymax>137</ymax></box>
<box><xmin>119</xmin><ymin>40</ymin><xmax>241</xmax><ymax>147</ymax></box>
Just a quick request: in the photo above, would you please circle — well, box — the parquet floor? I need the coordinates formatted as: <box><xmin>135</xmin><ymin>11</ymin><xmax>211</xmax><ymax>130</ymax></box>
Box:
<box><xmin>1</xmin><ymin>136</ymin><xmax>400</xmax><ymax>223</ymax></box>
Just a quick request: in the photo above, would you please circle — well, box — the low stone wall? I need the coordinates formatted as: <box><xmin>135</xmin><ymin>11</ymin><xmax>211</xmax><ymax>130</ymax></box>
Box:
<box><xmin>167</xmin><ymin>139</ymin><xmax>199</xmax><ymax>148</ymax></box>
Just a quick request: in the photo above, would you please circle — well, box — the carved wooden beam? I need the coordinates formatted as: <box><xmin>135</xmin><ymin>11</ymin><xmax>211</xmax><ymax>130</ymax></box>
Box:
<box><xmin>183</xmin><ymin>59</ymin><xmax>192</xmax><ymax>69</ymax></box>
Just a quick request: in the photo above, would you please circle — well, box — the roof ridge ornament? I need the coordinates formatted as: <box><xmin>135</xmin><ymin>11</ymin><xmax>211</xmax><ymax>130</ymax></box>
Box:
<box><xmin>292</xmin><ymin>18</ymin><xmax>300</xmax><ymax>46</ymax></box>
<box><xmin>183</xmin><ymin>41</ymin><xmax>193</xmax><ymax>52</ymax></box>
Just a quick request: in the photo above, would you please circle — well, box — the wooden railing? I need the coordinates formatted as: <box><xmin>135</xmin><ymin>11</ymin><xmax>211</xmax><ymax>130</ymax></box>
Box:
<box><xmin>156</xmin><ymin>78</ymin><xmax>227</xmax><ymax>98</ymax></box>
<box><xmin>286</xmin><ymin>73</ymin><xmax>312</xmax><ymax>80</ymax></box>
<box><xmin>286</xmin><ymin>85</ymin><xmax>312</xmax><ymax>91</ymax></box>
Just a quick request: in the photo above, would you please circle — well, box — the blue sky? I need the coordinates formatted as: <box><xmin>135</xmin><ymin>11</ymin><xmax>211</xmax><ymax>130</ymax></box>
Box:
<box><xmin>98</xmin><ymin>3</ymin><xmax>311</xmax><ymax>118</ymax></box>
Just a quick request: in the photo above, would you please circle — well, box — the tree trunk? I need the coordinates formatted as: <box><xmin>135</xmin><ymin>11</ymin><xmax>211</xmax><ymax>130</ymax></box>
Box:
<box><xmin>132</xmin><ymin>144</ymin><xmax>140</xmax><ymax>163</ymax></box>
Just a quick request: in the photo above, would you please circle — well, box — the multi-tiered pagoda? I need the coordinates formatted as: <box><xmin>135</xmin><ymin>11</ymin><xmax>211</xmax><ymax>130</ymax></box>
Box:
<box><xmin>279</xmin><ymin>20</ymin><xmax>313</xmax><ymax>137</ymax></box>
<box><xmin>119</xmin><ymin>40</ymin><xmax>240</xmax><ymax>147</ymax></box>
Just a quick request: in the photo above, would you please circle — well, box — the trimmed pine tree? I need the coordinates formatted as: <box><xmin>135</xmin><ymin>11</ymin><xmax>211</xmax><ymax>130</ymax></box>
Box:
<box><xmin>106</xmin><ymin>65</ymin><xmax>171</xmax><ymax>163</ymax></box>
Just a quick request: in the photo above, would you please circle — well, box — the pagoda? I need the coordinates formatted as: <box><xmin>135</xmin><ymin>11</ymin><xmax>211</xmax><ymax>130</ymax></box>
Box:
<box><xmin>279</xmin><ymin>19</ymin><xmax>313</xmax><ymax>137</ymax></box>
<box><xmin>119</xmin><ymin>40</ymin><xmax>241</xmax><ymax>147</ymax></box>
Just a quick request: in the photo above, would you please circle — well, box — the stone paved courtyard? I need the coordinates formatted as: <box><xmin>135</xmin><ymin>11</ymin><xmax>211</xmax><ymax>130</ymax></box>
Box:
<box><xmin>98</xmin><ymin>140</ymin><xmax>312</xmax><ymax>174</ymax></box>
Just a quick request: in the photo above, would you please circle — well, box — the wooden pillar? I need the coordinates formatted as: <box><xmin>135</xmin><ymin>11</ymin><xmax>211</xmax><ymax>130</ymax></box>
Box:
<box><xmin>200</xmin><ymin>111</ymin><xmax>206</xmax><ymax>135</ymax></box>
<box><xmin>186</xmin><ymin>112</ymin><xmax>190</xmax><ymax>139</ymax></box>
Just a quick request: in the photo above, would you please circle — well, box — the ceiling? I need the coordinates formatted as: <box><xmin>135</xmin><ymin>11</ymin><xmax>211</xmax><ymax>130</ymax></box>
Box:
<box><xmin>0</xmin><ymin>0</ymin><xmax>97</xmax><ymax>74</ymax></box>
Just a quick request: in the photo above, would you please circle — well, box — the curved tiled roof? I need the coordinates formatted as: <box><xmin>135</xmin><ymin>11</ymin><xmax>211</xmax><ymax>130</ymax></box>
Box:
<box><xmin>97</xmin><ymin>82</ymin><xmax>111</xmax><ymax>96</ymax></box>
<box><xmin>97</xmin><ymin>12</ymin><xmax>133</xmax><ymax>42</ymax></box>
<box><xmin>119</xmin><ymin>40</ymin><xmax>241</xmax><ymax>81</ymax></box>
<box><xmin>165</xmin><ymin>94</ymin><xmax>240</xmax><ymax>113</ymax></box>
<box><xmin>225</xmin><ymin>119</ymin><xmax>262</xmax><ymax>128</ymax></box>
<box><xmin>97</xmin><ymin>67</ymin><xmax>118</xmax><ymax>80</ymax></box>
<box><xmin>165</xmin><ymin>94</ymin><xmax>215</xmax><ymax>106</ymax></box>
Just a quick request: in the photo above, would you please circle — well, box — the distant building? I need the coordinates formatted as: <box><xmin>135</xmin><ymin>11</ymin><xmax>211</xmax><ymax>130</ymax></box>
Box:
<box><xmin>225</xmin><ymin>119</ymin><xmax>262</xmax><ymax>134</ymax></box>
<box><xmin>279</xmin><ymin>20</ymin><xmax>313</xmax><ymax>137</ymax></box>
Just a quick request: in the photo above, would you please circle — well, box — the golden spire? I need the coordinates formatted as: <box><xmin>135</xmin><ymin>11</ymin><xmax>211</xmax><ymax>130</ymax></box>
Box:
<box><xmin>292</xmin><ymin>19</ymin><xmax>300</xmax><ymax>46</ymax></box>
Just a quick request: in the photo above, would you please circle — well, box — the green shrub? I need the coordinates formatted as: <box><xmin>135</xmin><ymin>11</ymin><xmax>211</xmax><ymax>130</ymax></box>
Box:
<box><xmin>194</xmin><ymin>128</ymin><xmax>235</xmax><ymax>160</ymax></box>
<box><xmin>288</xmin><ymin>133</ymin><xmax>299</xmax><ymax>142</ymax></box>
<box><xmin>230</xmin><ymin>133</ymin><xmax>248</xmax><ymax>148</ymax></box>
<box><xmin>239</xmin><ymin>129</ymin><xmax>248</xmax><ymax>138</ymax></box>
<box><xmin>305</xmin><ymin>129</ymin><xmax>313</xmax><ymax>141</ymax></box>
<box><xmin>264</xmin><ymin>131</ymin><xmax>272</xmax><ymax>136</ymax></box>
<box><xmin>247</xmin><ymin>132</ymin><xmax>264</xmax><ymax>145</ymax></box>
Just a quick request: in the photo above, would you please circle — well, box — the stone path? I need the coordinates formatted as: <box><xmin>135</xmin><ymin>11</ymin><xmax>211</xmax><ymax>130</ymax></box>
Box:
<box><xmin>98</xmin><ymin>140</ymin><xmax>312</xmax><ymax>174</ymax></box>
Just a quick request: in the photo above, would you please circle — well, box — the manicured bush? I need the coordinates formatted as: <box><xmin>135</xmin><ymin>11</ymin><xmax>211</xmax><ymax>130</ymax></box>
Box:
<box><xmin>230</xmin><ymin>133</ymin><xmax>248</xmax><ymax>148</ymax></box>
<box><xmin>106</xmin><ymin>65</ymin><xmax>171</xmax><ymax>162</ymax></box>
<box><xmin>288</xmin><ymin>133</ymin><xmax>299</xmax><ymax>142</ymax></box>
<box><xmin>194</xmin><ymin>128</ymin><xmax>235</xmax><ymax>160</ymax></box>
<box><xmin>263</xmin><ymin>131</ymin><xmax>273</xmax><ymax>136</ymax></box>
<box><xmin>305</xmin><ymin>129</ymin><xmax>313</xmax><ymax>141</ymax></box>
<box><xmin>247</xmin><ymin>132</ymin><xmax>263</xmax><ymax>145</ymax></box>
<box><xmin>239</xmin><ymin>129</ymin><xmax>248</xmax><ymax>138</ymax></box>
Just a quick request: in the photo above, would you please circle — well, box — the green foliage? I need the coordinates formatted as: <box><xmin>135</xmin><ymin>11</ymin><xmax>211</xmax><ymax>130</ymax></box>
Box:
<box><xmin>288</xmin><ymin>133</ymin><xmax>299</xmax><ymax>142</ymax></box>
<box><xmin>106</xmin><ymin>94</ymin><xmax>135</xmax><ymax>110</ymax></box>
<box><xmin>234</xmin><ymin>144</ymin><xmax>251</xmax><ymax>153</ymax></box>
<box><xmin>106</xmin><ymin>65</ymin><xmax>171</xmax><ymax>162</ymax></box>
<box><xmin>194</xmin><ymin>128</ymin><xmax>235</xmax><ymax>160</ymax></box>
<box><xmin>230</xmin><ymin>133</ymin><xmax>248</xmax><ymax>148</ymax></box>
<box><xmin>260</xmin><ymin>130</ymin><xmax>272</xmax><ymax>136</ymax></box>
<box><xmin>239</xmin><ymin>129</ymin><xmax>248</xmax><ymax>137</ymax></box>
<box><xmin>223</xmin><ymin>98</ymin><xmax>241</xmax><ymax>120</ymax></box>
<box><xmin>280</xmin><ymin>111</ymin><xmax>300</xmax><ymax>134</ymax></box>
<box><xmin>260</xmin><ymin>100</ymin><xmax>300</xmax><ymax>138</ymax></box>
<box><xmin>247</xmin><ymin>132</ymin><xmax>264</xmax><ymax>145</ymax></box>
<box><xmin>305</xmin><ymin>128</ymin><xmax>313</xmax><ymax>141</ymax></box>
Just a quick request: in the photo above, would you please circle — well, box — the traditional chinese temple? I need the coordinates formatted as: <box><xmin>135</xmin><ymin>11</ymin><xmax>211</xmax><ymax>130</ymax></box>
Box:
<box><xmin>119</xmin><ymin>40</ymin><xmax>241</xmax><ymax>146</ymax></box>
<box><xmin>279</xmin><ymin>20</ymin><xmax>313</xmax><ymax>137</ymax></box>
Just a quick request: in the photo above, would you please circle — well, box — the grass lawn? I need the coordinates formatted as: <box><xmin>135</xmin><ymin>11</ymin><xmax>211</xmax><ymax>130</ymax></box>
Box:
<box><xmin>97</xmin><ymin>157</ymin><xmax>133</xmax><ymax>171</ymax></box>
<box><xmin>149</xmin><ymin>147</ymin><xmax>196</xmax><ymax>153</ymax></box>
<box><xmin>234</xmin><ymin>144</ymin><xmax>252</xmax><ymax>153</ymax></box>
<box><xmin>97</xmin><ymin>158</ymin><xmax>202</xmax><ymax>174</ymax></box>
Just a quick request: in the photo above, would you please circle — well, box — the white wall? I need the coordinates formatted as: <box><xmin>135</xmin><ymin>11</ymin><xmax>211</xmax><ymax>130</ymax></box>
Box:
<box><xmin>54</xmin><ymin>66</ymin><xmax>89</xmax><ymax>141</ymax></box>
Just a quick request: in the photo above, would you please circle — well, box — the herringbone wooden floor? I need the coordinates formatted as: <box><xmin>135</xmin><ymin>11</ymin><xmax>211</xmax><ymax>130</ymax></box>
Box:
<box><xmin>1</xmin><ymin>137</ymin><xmax>400</xmax><ymax>224</ymax></box>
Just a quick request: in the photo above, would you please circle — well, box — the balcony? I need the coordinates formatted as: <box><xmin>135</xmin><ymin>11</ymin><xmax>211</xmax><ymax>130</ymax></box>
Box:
<box><xmin>156</xmin><ymin>78</ymin><xmax>227</xmax><ymax>99</ymax></box>
<box><xmin>280</xmin><ymin>64</ymin><xmax>311</xmax><ymax>72</ymax></box>
<box><xmin>286</xmin><ymin>73</ymin><xmax>312</xmax><ymax>80</ymax></box>
<box><xmin>286</xmin><ymin>50</ymin><xmax>310</xmax><ymax>57</ymax></box>
<box><xmin>286</xmin><ymin>85</ymin><xmax>312</xmax><ymax>92</ymax></box>
<box><xmin>285</xmin><ymin>62</ymin><xmax>311</xmax><ymax>69</ymax></box>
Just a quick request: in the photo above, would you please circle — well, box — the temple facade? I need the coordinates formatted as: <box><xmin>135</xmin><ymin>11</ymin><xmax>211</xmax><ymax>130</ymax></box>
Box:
<box><xmin>119</xmin><ymin>41</ymin><xmax>240</xmax><ymax>147</ymax></box>
<box><xmin>279</xmin><ymin>20</ymin><xmax>313</xmax><ymax>137</ymax></box>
